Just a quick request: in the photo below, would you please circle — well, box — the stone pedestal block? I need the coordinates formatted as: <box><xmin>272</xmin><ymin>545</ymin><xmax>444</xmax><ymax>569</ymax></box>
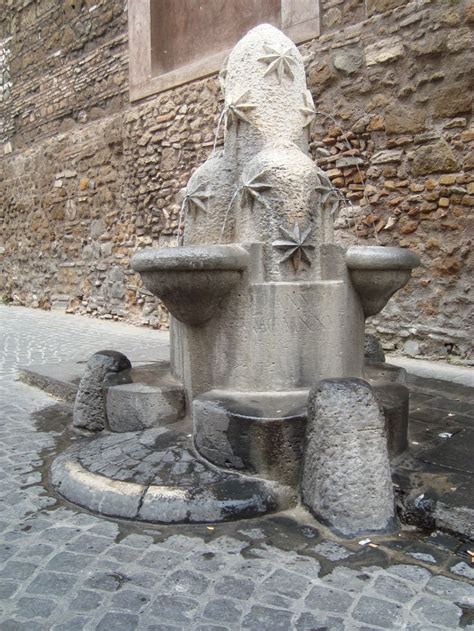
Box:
<box><xmin>193</xmin><ymin>390</ymin><xmax>307</xmax><ymax>486</ymax></box>
<box><xmin>301</xmin><ymin>378</ymin><xmax>395</xmax><ymax>536</ymax></box>
<box><xmin>106</xmin><ymin>382</ymin><xmax>185</xmax><ymax>432</ymax></box>
<box><xmin>104</xmin><ymin>361</ymin><xmax>185</xmax><ymax>432</ymax></box>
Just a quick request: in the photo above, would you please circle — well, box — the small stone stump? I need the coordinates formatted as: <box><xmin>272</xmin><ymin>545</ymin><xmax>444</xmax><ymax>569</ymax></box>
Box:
<box><xmin>364</xmin><ymin>334</ymin><xmax>385</xmax><ymax>363</ymax></box>
<box><xmin>301</xmin><ymin>378</ymin><xmax>395</xmax><ymax>536</ymax></box>
<box><xmin>73</xmin><ymin>350</ymin><xmax>131</xmax><ymax>432</ymax></box>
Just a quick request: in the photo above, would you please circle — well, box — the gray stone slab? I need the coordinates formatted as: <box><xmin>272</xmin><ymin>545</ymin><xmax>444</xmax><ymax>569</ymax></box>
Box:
<box><xmin>421</xmin><ymin>428</ymin><xmax>474</xmax><ymax>474</ymax></box>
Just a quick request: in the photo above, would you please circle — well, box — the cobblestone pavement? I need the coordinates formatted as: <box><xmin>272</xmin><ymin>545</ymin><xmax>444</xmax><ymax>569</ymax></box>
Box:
<box><xmin>0</xmin><ymin>305</ymin><xmax>473</xmax><ymax>630</ymax></box>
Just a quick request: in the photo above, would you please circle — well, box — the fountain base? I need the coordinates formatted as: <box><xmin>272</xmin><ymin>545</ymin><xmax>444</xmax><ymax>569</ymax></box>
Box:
<box><xmin>50</xmin><ymin>425</ymin><xmax>295</xmax><ymax>523</ymax></box>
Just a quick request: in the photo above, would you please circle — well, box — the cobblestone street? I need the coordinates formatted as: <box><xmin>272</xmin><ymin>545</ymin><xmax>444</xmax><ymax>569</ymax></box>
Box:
<box><xmin>0</xmin><ymin>305</ymin><xmax>473</xmax><ymax>630</ymax></box>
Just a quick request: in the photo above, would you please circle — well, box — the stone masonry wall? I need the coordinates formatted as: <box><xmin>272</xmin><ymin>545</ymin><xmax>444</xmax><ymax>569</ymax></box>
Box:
<box><xmin>0</xmin><ymin>0</ymin><xmax>473</xmax><ymax>363</ymax></box>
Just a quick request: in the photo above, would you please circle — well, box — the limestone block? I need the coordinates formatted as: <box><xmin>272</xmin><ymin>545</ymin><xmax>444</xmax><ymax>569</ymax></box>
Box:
<box><xmin>73</xmin><ymin>350</ymin><xmax>131</xmax><ymax>432</ymax></box>
<box><xmin>384</xmin><ymin>104</ymin><xmax>426</xmax><ymax>135</ymax></box>
<box><xmin>412</xmin><ymin>139</ymin><xmax>460</xmax><ymax>175</ymax></box>
<box><xmin>301</xmin><ymin>379</ymin><xmax>395</xmax><ymax>536</ymax></box>
<box><xmin>365</xmin><ymin>37</ymin><xmax>404</xmax><ymax>66</ymax></box>
<box><xmin>106</xmin><ymin>381</ymin><xmax>185</xmax><ymax>432</ymax></box>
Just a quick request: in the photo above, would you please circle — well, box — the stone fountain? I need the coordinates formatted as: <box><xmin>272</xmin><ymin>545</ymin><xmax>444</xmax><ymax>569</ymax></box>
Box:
<box><xmin>51</xmin><ymin>25</ymin><xmax>419</xmax><ymax>536</ymax></box>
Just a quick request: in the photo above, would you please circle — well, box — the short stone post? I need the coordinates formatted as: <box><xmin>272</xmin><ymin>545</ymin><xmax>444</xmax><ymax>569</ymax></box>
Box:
<box><xmin>301</xmin><ymin>378</ymin><xmax>395</xmax><ymax>536</ymax></box>
<box><xmin>364</xmin><ymin>333</ymin><xmax>385</xmax><ymax>363</ymax></box>
<box><xmin>73</xmin><ymin>350</ymin><xmax>131</xmax><ymax>432</ymax></box>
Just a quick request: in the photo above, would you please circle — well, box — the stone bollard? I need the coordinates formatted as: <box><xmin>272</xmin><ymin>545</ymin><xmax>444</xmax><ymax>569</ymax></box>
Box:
<box><xmin>73</xmin><ymin>350</ymin><xmax>131</xmax><ymax>432</ymax></box>
<box><xmin>301</xmin><ymin>378</ymin><xmax>395</xmax><ymax>536</ymax></box>
<box><xmin>364</xmin><ymin>334</ymin><xmax>385</xmax><ymax>363</ymax></box>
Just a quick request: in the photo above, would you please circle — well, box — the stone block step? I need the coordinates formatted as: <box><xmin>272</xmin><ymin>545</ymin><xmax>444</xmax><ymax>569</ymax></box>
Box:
<box><xmin>105</xmin><ymin>363</ymin><xmax>185</xmax><ymax>431</ymax></box>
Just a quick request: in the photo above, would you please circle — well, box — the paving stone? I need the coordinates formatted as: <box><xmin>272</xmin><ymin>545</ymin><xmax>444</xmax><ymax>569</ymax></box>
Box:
<box><xmin>450</xmin><ymin>561</ymin><xmax>474</xmax><ymax>580</ymax></box>
<box><xmin>351</xmin><ymin>596</ymin><xmax>404</xmax><ymax>628</ymax></box>
<box><xmin>410</xmin><ymin>595</ymin><xmax>462</xmax><ymax>627</ymax></box>
<box><xmin>148</xmin><ymin>595</ymin><xmax>200</xmax><ymax>623</ymax></box>
<box><xmin>0</xmin><ymin>580</ymin><xmax>20</xmax><ymax>598</ymax></box>
<box><xmin>214</xmin><ymin>575</ymin><xmax>255</xmax><ymax>599</ymax></box>
<box><xmin>46</xmin><ymin>551</ymin><xmax>94</xmax><ymax>573</ymax></box>
<box><xmin>70</xmin><ymin>589</ymin><xmax>104</xmax><ymax>612</ymax></box>
<box><xmin>26</xmin><ymin>571</ymin><xmax>78</xmax><ymax>596</ymax></box>
<box><xmin>51</xmin><ymin>615</ymin><xmax>91</xmax><ymax>630</ymax></box>
<box><xmin>110</xmin><ymin>588</ymin><xmax>151</xmax><ymax>612</ymax></box>
<box><xmin>372</xmin><ymin>574</ymin><xmax>417</xmax><ymax>603</ymax></box>
<box><xmin>386</xmin><ymin>564</ymin><xmax>432</xmax><ymax>584</ymax></box>
<box><xmin>254</xmin><ymin>588</ymin><xmax>295</xmax><ymax>610</ymax></box>
<box><xmin>322</xmin><ymin>566</ymin><xmax>372</xmax><ymax>593</ymax></box>
<box><xmin>241</xmin><ymin>605</ymin><xmax>294</xmax><ymax>631</ymax></box>
<box><xmin>261</xmin><ymin>568</ymin><xmax>312</xmax><ymax>599</ymax></box>
<box><xmin>425</xmin><ymin>574</ymin><xmax>474</xmax><ymax>604</ymax></box>
<box><xmin>84</xmin><ymin>570</ymin><xmax>129</xmax><ymax>592</ymax></box>
<box><xmin>202</xmin><ymin>598</ymin><xmax>243</xmax><ymax>624</ymax></box>
<box><xmin>16</xmin><ymin>543</ymin><xmax>55</xmax><ymax>559</ymax></box>
<box><xmin>96</xmin><ymin>611</ymin><xmax>140</xmax><ymax>630</ymax></box>
<box><xmin>15</xmin><ymin>597</ymin><xmax>56</xmax><ymax>619</ymax></box>
<box><xmin>0</xmin><ymin>561</ymin><xmax>38</xmax><ymax>580</ymax></box>
<box><xmin>0</xmin><ymin>544</ymin><xmax>19</xmax><ymax>563</ymax></box>
<box><xmin>305</xmin><ymin>584</ymin><xmax>354</xmax><ymax>613</ymax></box>
<box><xmin>108</xmin><ymin>546</ymin><xmax>143</xmax><ymax>563</ymax></box>
<box><xmin>162</xmin><ymin>569</ymin><xmax>209</xmax><ymax>596</ymax></box>
<box><xmin>295</xmin><ymin>611</ymin><xmax>332</xmax><ymax>630</ymax></box>
<box><xmin>140</xmin><ymin>549</ymin><xmax>185</xmax><ymax>572</ymax></box>
<box><xmin>0</xmin><ymin>621</ymin><xmax>35</xmax><ymax>631</ymax></box>
<box><xmin>66</xmin><ymin>534</ymin><xmax>113</xmax><ymax>554</ymax></box>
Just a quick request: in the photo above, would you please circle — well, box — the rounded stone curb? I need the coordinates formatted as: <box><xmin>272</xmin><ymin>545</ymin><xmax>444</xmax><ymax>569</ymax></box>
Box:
<box><xmin>50</xmin><ymin>444</ymin><xmax>295</xmax><ymax>524</ymax></box>
<box><xmin>50</xmin><ymin>454</ymin><xmax>145</xmax><ymax>520</ymax></box>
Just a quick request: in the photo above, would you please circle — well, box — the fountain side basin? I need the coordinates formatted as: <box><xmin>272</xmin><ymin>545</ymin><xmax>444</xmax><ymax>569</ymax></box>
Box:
<box><xmin>131</xmin><ymin>244</ymin><xmax>250</xmax><ymax>326</ymax></box>
<box><xmin>346</xmin><ymin>246</ymin><xmax>420</xmax><ymax>317</ymax></box>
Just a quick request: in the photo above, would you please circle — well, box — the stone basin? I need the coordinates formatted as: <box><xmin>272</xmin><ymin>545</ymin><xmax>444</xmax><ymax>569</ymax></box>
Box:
<box><xmin>131</xmin><ymin>244</ymin><xmax>249</xmax><ymax>326</ymax></box>
<box><xmin>346</xmin><ymin>246</ymin><xmax>420</xmax><ymax>317</ymax></box>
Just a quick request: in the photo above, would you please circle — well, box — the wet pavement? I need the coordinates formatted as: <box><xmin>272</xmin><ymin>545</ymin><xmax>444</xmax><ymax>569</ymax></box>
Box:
<box><xmin>0</xmin><ymin>305</ymin><xmax>473</xmax><ymax>630</ymax></box>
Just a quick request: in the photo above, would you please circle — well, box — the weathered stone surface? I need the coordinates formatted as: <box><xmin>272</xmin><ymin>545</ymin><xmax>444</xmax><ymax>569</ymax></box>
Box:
<box><xmin>367</xmin><ymin>0</ymin><xmax>408</xmax><ymax>16</ymax></box>
<box><xmin>301</xmin><ymin>379</ymin><xmax>395</xmax><ymax>536</ymax></box>
<box><xmin>50</xmin><ymin>429</ymin><xmax>291</xmax><ymax>523</ymax></box>
<box><xmin>193</xmin><ymin>391</ymin><xmax>307</xmax><ymax>487</ymax></box>
<box><xmin>106</xmin><ymin>380</ymin><xmax>185</xmax><ymax>431</ymax></box>
<box><xmin>371</xmin><ymin>149</ymin><xmax>403</xmax><ymax>164</ymax></box>
<box><xmin>412</xmin><ymin>139</ymin><xmax>460</xmax><ymax>176</ymax></box>
<box><xmin>333</xmin><ymin>50</ymin><xmax>363</xmax><ymax>75</ymax></box>
<box><xmin>384</xmin><ymin>104</ymin><xmax>425</xmax><ymax>134</ymax></box>
<box><xmin>73</xmin><ymin>350</ymin><xmax>131</xmax><ymax>432</ymax></box>
<box><xmin>365</xmin><ymin>37</ymin><xmax>404</xmax><ymax>66</ymax></box>
<box><xmin>433</xmin><ymin>84</ymin><xmax>472</xmax><ymax>118</ymax></box>
<box><xmin>364</xmin><ymin>333</ymin><xmax>385</xmax><ymax>363</ymax></box>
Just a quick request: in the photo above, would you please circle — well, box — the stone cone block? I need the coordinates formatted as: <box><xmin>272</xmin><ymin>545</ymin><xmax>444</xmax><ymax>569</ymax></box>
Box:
<box><xmin>73</xmin><ymin>350</ymin><xmax>131</xmax><ymax>432</ymax></box>
<box><xmin>301</xmin><ymin>378</ymin><xmax>395</xmax><ymax>536</ymax></box>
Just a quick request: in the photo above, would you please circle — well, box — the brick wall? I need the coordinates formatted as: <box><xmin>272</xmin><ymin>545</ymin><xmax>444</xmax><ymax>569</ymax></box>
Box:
<box><xmin>0</xmin><ymin>0</ymin><xmax>472</xmax><ymax>363</ymax></box>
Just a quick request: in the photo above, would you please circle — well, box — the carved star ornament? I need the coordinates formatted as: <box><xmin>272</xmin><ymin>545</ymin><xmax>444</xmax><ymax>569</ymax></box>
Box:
<box><xmin>272</xmin><ymin>223</ymin><xmax>314</xmax><ymax>272</ymax></box>
<box><xmin>258</xmin><ymin>44</ymin><xmax>297</xmax><ymax>83</ymax></box>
